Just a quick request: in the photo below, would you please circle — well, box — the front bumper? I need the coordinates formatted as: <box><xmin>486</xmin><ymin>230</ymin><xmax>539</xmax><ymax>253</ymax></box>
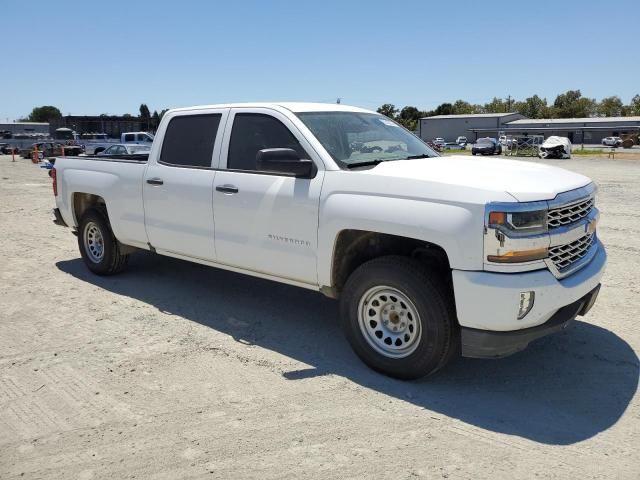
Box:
<box><xmin>461</xmin><ymin>284</ymin><xmax>600</xmax><ymax>358</ymax></box>
<box><xmin>452</xmin><ymin>241</ymin><xmax>606</xmax><ymax>356</ymax></box>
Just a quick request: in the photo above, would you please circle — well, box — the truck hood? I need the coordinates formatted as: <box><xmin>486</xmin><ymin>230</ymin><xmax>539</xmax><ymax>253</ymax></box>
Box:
<box><xmin>365</xmin><ymin>155</ymin><xmax>591</xmax><ymax>202</ymax></box>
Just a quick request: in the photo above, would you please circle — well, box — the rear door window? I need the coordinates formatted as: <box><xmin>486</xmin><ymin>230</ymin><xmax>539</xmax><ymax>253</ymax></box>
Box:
<box><xmin>124</xmin><ymin>133</ymin><xmax>135</xmax><ymax>142</ymax></box>
<box><xmin>159</xmin><ymin>114</ymin><xmax>221</xmax><ymax>168</ymax></box>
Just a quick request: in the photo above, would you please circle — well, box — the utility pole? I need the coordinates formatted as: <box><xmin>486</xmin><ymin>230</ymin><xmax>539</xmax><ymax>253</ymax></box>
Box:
<box><xmin>507</xmin><ymin>95</ymin><xmax>512</xmax><ymax>111</ymax></box>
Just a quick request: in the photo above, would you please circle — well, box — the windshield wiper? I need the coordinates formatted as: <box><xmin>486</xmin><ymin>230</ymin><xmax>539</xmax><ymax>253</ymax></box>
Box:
<box><xmin>405</xmin><ymin>154</ymin><xmax>432</xmax><ymax>160</ymax></box>
<box><xmin>345</xmin><ymin>159</ymin><xmax>386</xmax><ymax>169</ymax></box>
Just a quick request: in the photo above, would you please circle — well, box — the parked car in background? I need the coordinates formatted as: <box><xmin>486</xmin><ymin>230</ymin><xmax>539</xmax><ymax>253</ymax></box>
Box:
<box><xmin>20</xmin><ymin>142</ymin><xmax>64</xmax><ymax>159</ymax></box>
<box><xmin>0</xmin><ymin>143</ymin><xmax>18</xmax><ymax>154</ymax></box>
<box><xmin>433</xmin><ymin>137</ymin><xmax>446</xmax><ymax>147</ymax></box>
<box><xmin>20</xmin><ymin>142</ymin><xmax>83</xmax><ymax>158</ymax></box>
<box><xmin>83</xmin><ymin>131</ymin><xmax>155</xmax><ymax>155</ymax></box>
<box><xmin>96</xmin><ymin>144</ymin><xmax>152</xmax><ymax>156</ymax></box>
<box><xmin>602</xmin><ymin>136</ymin><xmax>622</xmax><ymax>147</ymax></box>
<box><xmin>443</xmin><ymin>142</ymin><xmax>465</xmax><ymax>150</ymax></box>
<box><xmin>471</xmin><ymin>137</ymin><xmax>502</xmax><ymax>155</ymax></box>
<box><xmin>539</xmin><ymin>136</ymin><xmax>572</xmax><ymax>159</ymax></box>
<box><xmin>426</xmin><ymin>141</ymin><xmax>442</xmax><ymax>152</ymax></box>
<box><xmin>456</xmin><ymin>136</ymin><xmax>467</xmax><ymax>145</ymax></box>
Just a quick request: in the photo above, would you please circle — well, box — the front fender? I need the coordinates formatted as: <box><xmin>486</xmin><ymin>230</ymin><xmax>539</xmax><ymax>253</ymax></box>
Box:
<box><xmin>317</xmin><ymin>193</ymin><xmax>485</xmax><ymax>287</ymax></box>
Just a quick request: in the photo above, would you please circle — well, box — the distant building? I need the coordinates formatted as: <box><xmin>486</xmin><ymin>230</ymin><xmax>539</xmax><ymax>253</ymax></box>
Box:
<box><xmin>419</xmin><ymin>113</ymin><xmax>640</xmax><ymax>144</ymax></box>
<box><xmin>418</xmin><ymin>113</ymin><xmax>524</xmax><ymax>142</ymax></box>
<box><xmin>0</xmin><ymin>122</ymin><xmax>50</xmax><ymax>137</ymax></box>
<box><xmin>495</xmin><ymin>117</ymin><xmax>640</xmax><ymax>144</ymax></box>
<box><xmin>50</xmin><ymin>115</ymin><xmax>146</xmax><ymax>138</ymax></box>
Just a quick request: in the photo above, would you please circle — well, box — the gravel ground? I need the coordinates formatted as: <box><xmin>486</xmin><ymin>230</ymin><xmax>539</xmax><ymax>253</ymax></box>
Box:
<box><xmin>0</xmin><ymin>155</ymin><xmax>638</xmax><ymax>479</ymax></box>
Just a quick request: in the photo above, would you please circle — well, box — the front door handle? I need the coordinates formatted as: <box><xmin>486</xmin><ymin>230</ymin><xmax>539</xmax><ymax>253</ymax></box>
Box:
<box><xmin>216</xmin><ymin>184</ymin><xmax>239</xmax><ymax>194</ymax></box>
<box><xmin>146</xmin><ymin>178</ymin><xmax>164</xmax><ymax>185</ymax></box>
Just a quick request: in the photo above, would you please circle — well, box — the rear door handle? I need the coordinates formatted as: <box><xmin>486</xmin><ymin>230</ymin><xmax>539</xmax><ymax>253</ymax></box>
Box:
<box><xmin>216</xmin><ymin>184</ymin><xmax>239</xmax><ymax>194</ymax></box>
<box><xmin>146</xmin><ymin>178</ymin><xmax>163</xmax><ymax>185</ymax></box>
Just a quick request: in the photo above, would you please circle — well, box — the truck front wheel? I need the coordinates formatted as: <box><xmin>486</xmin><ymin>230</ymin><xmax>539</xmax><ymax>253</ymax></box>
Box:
<box><xmin>78</xmin><ymin>208</ymin><xmax>129</xmax><ymax>275</ymax></box>
<box><xmin>340</xmin><ymin>256</ymin><xmax>458</xmax><ymax>380</ymax></box>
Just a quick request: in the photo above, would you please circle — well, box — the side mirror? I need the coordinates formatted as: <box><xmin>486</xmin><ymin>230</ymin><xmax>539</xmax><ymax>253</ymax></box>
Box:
<box><xmin>256</xmin><ymin>148</ymin><xmax>315</xmax><ymax>178</ymax></box>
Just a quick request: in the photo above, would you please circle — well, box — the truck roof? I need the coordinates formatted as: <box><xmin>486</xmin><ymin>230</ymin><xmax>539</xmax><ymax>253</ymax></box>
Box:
<box><xmin>167</xmin><ymin>102</ymin><xmax>374</xmax><ymax>114</ymax></box>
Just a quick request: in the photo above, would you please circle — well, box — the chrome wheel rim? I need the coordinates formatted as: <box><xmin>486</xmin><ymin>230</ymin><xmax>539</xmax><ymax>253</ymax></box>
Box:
<box><xmin>83</xmin><ymin>222</ymin><xmax>104</xmax><ymax>263</ymax></box>
<box><xmin>357</xmin><ymin>286</ymin><xmax>422</xmax><ymax>358</ymax></box>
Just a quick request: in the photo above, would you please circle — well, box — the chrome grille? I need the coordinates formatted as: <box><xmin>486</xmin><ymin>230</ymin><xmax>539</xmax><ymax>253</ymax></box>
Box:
<box><xmin>547</xmin><ymin>197</ymin><xmax>594</xmax><ymax>228</ymax></box>
<box><xmin>549</xmin><ymin>232</ymin><xmax>595</xmax><ymax>271</ymax></box>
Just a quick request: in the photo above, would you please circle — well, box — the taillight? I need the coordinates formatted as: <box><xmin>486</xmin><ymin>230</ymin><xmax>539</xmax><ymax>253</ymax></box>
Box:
<box><xmin>51</xmin><ymin>167</ymin><xmax>58</xmax><ymax>196</ymax></box>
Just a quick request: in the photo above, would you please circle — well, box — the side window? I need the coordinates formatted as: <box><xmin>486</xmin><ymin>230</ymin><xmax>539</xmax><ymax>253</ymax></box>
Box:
<box><xmin>124</xmin><ymin>134</ymin><xmax>135</xmax><ymax>142</ymax></box>
<box><xmin>227</xmin><ymin>113</ymin><xmax>307</xmax><ymax>171</ymax></box>
<box><xmin>159</xmin><ymin>114</ymin><xmax>221</xmax><ymax>168</ymax></box>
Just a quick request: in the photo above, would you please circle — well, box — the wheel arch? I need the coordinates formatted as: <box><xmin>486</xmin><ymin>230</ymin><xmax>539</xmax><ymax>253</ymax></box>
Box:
<box><xmin>73</xmin><ymin>193</ymin><xmax>137</xmax><ymax>255</ymax></box>
<box><xmin>322</xmin><ymin>229</ymin><xmax>451</xmax><ymax>299</ymax></box>
<box><xmin>72</xmin><ymin>192</ymin><xmax>107</xmax><ymax>227</ymax></box>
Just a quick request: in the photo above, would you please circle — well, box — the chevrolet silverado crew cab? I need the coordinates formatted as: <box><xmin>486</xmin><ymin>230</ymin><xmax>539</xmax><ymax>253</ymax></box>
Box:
<box><xmin>51</xmin><ymin>103</ymin><xmax>606</xmax><ymax>379</ymax></box>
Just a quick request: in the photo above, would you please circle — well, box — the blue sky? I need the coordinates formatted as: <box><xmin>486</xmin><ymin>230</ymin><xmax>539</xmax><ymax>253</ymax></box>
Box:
<box><xmin>3</xmin><ymin>0</ymin><xmax>638</xmax><ymax>120</ymax></box>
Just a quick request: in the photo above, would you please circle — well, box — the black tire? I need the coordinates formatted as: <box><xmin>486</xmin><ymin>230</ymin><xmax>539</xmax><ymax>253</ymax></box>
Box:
<box><xmin>339</xmin><ymin>256</ymin><xmax>458</xmax><ymax>380</ymax></box>
<box><xmin>78</xmin><ymin>208</ymin><xmax>129</xmax><ymax>275</ymax></box>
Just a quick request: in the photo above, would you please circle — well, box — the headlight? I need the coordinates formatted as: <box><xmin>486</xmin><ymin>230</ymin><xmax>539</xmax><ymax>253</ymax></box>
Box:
<box><xmin>485</xmin><ymin>208</ymin><xmax>549</xmax><ymax>264</ymax></box>
<box><xmin>488</xmin><ymin>210</ymin><xmax>547</xmax><ymax>234</ymax></box>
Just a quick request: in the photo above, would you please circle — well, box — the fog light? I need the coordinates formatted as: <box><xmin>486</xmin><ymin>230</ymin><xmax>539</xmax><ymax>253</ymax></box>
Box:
<box><xmin>518</xmin><ymin>291</ymin><xmax>535</xmax><ymax>319</ymax></box>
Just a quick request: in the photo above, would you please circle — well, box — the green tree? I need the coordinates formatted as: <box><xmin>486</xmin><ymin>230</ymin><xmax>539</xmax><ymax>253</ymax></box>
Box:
<box><xmin>552</xmin><ymin>90</ymin><xmax>596</xmax><ymax>118</ymax></box>
<box><xmin>139</xmin><ymin>103</ymin><xmax>151</xmax><ymax>119</ymax></box>
<box><xmin>433</xmin><ymin>103</ymin><xmax>454</xmax><ymax>116</ymax></box>
<box><xmin>483</xmin><ymin>97</ymin><xmax>511</xmax><ymax>113</ymax></box>
<box><xmin>451</xmin><ymin>100</ymin><xmax>478</xmax><ymax>115</ymax></box>
<box><xmin>376</xmin><ymin>104</ymin><xmax>398</xmax><ymax>119</ymax></box>
<box><xmin>27</xmin><ymin>106</ymin><xmax>62</xmax><ymax>122</ymax></box>
<box><xmin>397</xmin><ymin>106</ymin><xmax>424</xmax><ymax>130</ymax></box>
<box><xmin>152</xmin><ymin>110</ymin><xmax>160</xmax><ymax>129</ymax></box>
<box><xmin>624</xmin><ymin>94</ymin><xmax>640</xmax><ymax>116</ymax></box>
<box><xmin>597</xmin><ymin>96</ymin><xmax>624</xmax><ymax>117</ymax></box>
<box><xmin>513</xmin><ymin>95</ymin><xmax>549</xmax><ymax>118</ymax></box>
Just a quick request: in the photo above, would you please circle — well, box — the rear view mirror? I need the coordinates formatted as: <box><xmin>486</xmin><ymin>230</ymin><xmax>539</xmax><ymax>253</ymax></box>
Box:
<box><xmin>256</xmin><ymin>148</ymin><xmax>315</xmax><ymax>178</ymax></box>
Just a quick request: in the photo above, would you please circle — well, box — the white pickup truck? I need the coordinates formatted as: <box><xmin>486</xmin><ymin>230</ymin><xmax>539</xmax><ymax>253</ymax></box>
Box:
<box><xmin>51</xmin><ymin>103</ymin><xmax>606</xmax><ymax>379</ymax></box>
<box><xmin>82</xmin><ymin>132</ymin><xmax>155</xmax><ymax>155</ymax></box>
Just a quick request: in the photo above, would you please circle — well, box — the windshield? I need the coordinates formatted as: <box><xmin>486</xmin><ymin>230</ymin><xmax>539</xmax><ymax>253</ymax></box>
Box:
<box><xmin>476</xmin><ymin>138</ymin><xmax>494</xmax><ymax>145</ymax></box>
<box><xmin>296</xmin><ymin>112</ymin><xmax>438</xmax><ymax>168</ymax></box>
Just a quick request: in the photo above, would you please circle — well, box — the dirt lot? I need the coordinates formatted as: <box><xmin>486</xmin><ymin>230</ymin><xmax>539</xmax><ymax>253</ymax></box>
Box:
<box><xmin>0</xmin><ymin>155</ymin><xmax>638</xmax><ymax>479</ymax></box>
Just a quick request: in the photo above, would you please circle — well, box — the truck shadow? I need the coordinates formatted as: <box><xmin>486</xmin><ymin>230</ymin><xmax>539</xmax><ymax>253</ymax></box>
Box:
<box><xmin>57</xmin><ymin>252</ymin><xmax>638</xmax><ymax>446</ymax></box>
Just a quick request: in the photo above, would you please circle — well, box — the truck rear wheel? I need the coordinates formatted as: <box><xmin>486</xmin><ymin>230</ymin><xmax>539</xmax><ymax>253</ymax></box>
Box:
<box><xmin>340</xmin><ymin>256</ymin><xmax>458</xmax><ymax>380</ymax></box>
<box><xmin>78</xmin><ymin>208</ymin><xmax>129</xmax><ymax>275</ymax></box>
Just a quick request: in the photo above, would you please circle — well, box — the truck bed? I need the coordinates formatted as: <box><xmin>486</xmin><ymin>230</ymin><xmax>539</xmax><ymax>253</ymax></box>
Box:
<box><xmin>68</xmin><ymin>154</ymin><xmax>149</xmax><ymax>162</ymax></box>
<box><xmin>53</xmin><ymin>155</ymin><xmax>149</xmax><ymax>247</ymax></box>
